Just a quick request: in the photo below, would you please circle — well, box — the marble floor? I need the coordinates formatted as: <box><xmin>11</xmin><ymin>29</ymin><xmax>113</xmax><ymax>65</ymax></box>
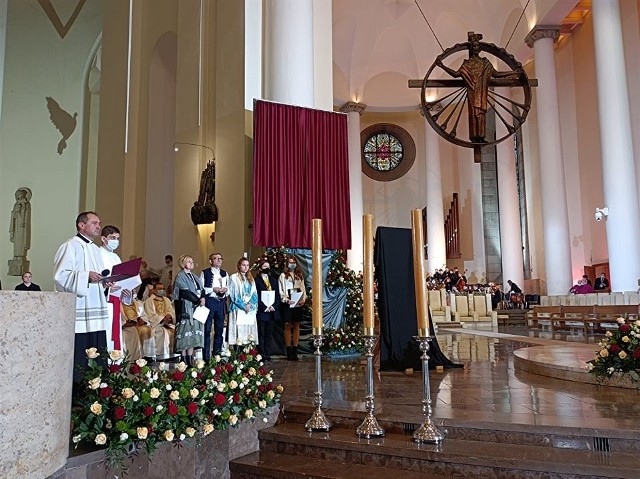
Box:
<box><xmin>270</xmin><ymin>325</ymin><xmax>640</xmax><ymax>433</ymax></box>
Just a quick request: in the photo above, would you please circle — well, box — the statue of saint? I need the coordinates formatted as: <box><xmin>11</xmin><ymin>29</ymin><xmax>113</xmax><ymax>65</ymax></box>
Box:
<box><xmin>437</xmin><ymin>32</ymin><xmax>518</xmax><ymax>143</ymax></box>
<box><xmin>8</xmin><ymin>187</ymin><xmax>31</xmax><ymax>275</ymax></box>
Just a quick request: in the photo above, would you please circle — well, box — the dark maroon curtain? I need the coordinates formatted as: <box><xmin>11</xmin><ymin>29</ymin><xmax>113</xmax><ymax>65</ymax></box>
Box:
<box><xmin>253</xmin><ymin>100</ymin><xmax>351</xmax><ymax>249</ymax></box>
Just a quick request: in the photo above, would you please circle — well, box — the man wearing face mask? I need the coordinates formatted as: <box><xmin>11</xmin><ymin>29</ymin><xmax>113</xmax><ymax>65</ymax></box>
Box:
<box><xmin>200</xmin><ymin>252</ymin><xmax>229</xmax><ymax>360</ymax></box>
<box><xmin>143</xmin><ymin>281</ymin><xmax>175</xmax><ymax>360</ymax></box>
<box><xmin>99</xmin><ymin>225</ymin><xmax>125</xmax><ymax>352</ymax></box>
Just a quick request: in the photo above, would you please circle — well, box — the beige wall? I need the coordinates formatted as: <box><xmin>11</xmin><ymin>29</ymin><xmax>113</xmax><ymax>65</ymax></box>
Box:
<box><xmin>0</xmin><ymin>0</ymin><xmax>103</xmax><ymax>290</ymax></box>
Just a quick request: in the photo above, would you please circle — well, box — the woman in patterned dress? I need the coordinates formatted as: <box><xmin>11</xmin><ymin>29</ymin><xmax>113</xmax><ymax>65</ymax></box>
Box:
<box><xmin>172</xmin><ymin>254</ymin><xmax>205</xmax><ymax>366</ymax></box>
<box><xmin>228</xmin><ymin>257</ymin><xmax>259</xmax><ymax>347</ymax></box>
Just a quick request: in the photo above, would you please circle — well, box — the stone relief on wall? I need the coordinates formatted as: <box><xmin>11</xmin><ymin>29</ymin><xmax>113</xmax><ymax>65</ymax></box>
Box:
<box><xmin>8</xmin><ymin>187</ymin><xmax>32</xmax><ymax>276</ymax></box>
<box><xmin>46</xmin><ymin>97</ymin><xmax>77</xmax><ymax>155</ymax></box>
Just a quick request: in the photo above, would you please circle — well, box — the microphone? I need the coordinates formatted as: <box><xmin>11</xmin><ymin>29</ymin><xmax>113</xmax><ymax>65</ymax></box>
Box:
<box><xmin>101</xmin><ymin>269</ymin><xmax>110</xmax><ymax>277</ymax></box>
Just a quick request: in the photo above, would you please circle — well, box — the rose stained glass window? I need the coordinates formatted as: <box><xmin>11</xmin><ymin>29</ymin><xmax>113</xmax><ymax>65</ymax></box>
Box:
<box><xmin>363</xmin><ymin>133</ymin><xmax>404</xmax><ymax>171</ymax></box>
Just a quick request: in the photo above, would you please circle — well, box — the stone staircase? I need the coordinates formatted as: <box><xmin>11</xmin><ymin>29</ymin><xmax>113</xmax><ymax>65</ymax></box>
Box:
<box><xmin>230</xmin><ymin>404</ymin><xmax>640</xmax><ymax>478</ymax></box>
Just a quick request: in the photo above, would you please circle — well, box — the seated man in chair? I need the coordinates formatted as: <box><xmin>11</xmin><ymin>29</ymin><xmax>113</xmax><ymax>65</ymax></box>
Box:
<box><xmin>119</xmin><ymin>291</ymin><xmax>150</xmax><ymax>361</ymax></box>
<box><xmin>143</xmin><ymin>281</ymin><xmax>175</xmax><ymax>360</ymax></box>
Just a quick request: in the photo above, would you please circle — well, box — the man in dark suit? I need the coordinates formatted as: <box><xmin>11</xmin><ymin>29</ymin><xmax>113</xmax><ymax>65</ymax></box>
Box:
<box><xmin>15</xmin><ymin>272</ymin><xmax>41</xmax><ymax>291</ymax></box>
<box><xmin>254</xmin><ymin>259</ymin><xmax>281</xmax><ymax>361</ymax></box>
<box><xmin>594</xmin><ymin>273</ymin><xmax>610</xmax><ymax>291</ymax></box>
<box><xmin>200</xmin><ymin>253</ymin><xmax>228</xmax><ymax>360</ymax></box>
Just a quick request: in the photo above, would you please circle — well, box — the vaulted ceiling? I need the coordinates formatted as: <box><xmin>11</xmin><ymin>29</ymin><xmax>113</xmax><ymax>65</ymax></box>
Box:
<box><xmin>332</xmin><ymin>0</ymin><xmax>581</xmax><ymax>110</ymax></box>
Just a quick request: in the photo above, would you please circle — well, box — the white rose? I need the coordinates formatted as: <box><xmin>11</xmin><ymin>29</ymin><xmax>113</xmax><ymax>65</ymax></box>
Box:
<box><xmin>158</xmin><ymin>362</ymin><xmax>166</xmax><ymax>370</ymax></box>
<box><xmin>606</xmin><ymin>331</ymin><xmax>613</xmax><ymax>337</ymax></box>
<box><xmin>150</xmin><ymin>388</ymin><xmax>160</xmax><ymax>399</ymax></box>
<box><xmin>245</xmin><ymin>409</ymin><xmax>254</xmax><ymax>418</ymax></box>
<box><xmin>90</xmin><ymin>402</ymin><xmax>103</xmax><ymax>415</ymax></box>
<box><xmin>133</xmin><ymin>395</ymin><xmax>139</xmax><ymax>402</ymax></box>
<box><xmin>256</xmin><ymin>354</ymin><xmax>262</xmax><ymax>361</ymax></box>
<box><xmin>121</xmin><ymin>388</ymin><xmax>135</xmax><ymax>399</ymax></box>
<box><xmin>85</xmin><ymin>348</ymin><xmax>100</xmax><ymax>359</ymax></box>
<box><xmin>214</xmin><ymin>355</ymin><xmax>221</xmax><ymax>362</ymax></box>
<box><xmin>276</xmin><ymin>384</ymin><xmax>284</xmax><ymax>394</ymax></box>
<box><xmin>190</xmin><ymin>388</ymin><xmax>199</xmax><ymax>398</ymax></box>
<box><xmin>617</xmin><ymin>317</ymin><xmax>626</xmax><ymax>324</ymax></box>
<box><xmin>179</xmin><ymin>434</ymin><xmax>186</xmax><ymax>441</ymax></box>
<box><xmin>228</xmin><ymin>414</ymin><xmax>238</xmax><ymax>425</ymax></box>
<box><xmin>88</xmin><ymin>377</ymin><xmax>101</xmax><ymax>390</ymax></box>
<box><xmin>185</xmin><ymin>427</ymin><xmax>196</xmax><ymax>437</ymax></box>
<box><xmin>242</xmin><ymin>377</ymin><xmax>250</xmax><ymax>385</ymax></box>
<box><xmin>217</xmin><ymin>383</ymin><xmax>226</xmax><ymax>392</ymax></box>
<box><xmin>72</xmin><ymin>434</ymin><xmax>82</xmax><ymax>443</ymax></box>
<box><xmin>195</xmin><ymin>359</ymin><xmax>205</xmax><ymax>369</ymax></box>
<box><xmin>259</xmin><ymin>400</ymin><xmax>267</xmax><ymax>409</ymax></box>
<box><xmin>212</xmin><ymin>408</ymin><xmax>219</xmax><ymax>416</ymax></box>
<box><xmin>109</xmin><ymin>350</ymin><xmax>122</xmax><ymax>361</ymax></box>
<box><xmin>623</xmin><ymin>336</ymin><xmax>630</xmax><ymax>343</ymax></box>
<box><xmin>156</xmin><ymin>405</ymin><xmax>164</xmax><ymax>412</ymax></box>
<box><xmin>191</xmin><ymin>371</ymin><xmax>198</xmax><ymax>378</ymax></box>
<box><xmin>135</xmin><ymin>358</ymin><xmax>148</xmax><ymax>367</ymax></box>
<box><xmin>248</xmin><ymin>367</ymin><xmax>256</xmax><ymax>376</ymax></box>
<box><xmin>228</xmin><ymin>380</ymin><xmax>238</xmax><ymax>389</ymax></box>
<box><xmin>137</xmin><ymin>427</ymin><xmax>148</xmax><ymax>439</ymax></box>
<box><xmin>95</xmin><ymin>433</ymin><xmax>107</xmax><ymax>445</ymax></box>
<box><xmin>177</xmin><ymin>362</ymin><xmax>188</xmax><ymax>372</ymax></box>
<box><xmin>170</xmin><ymin>390</ymin><xmax>180</xmax><ymax>400</ymax></box>
<box><xmin>164</xmin><ymin>430</ymin><xmax>174</xmax><ymax>442</ymax></box>
<box><xmin>166</xmin><ymin>384</ymin><xmax>172</xmax><ymax>391</ymax></box>
<box><xmin>619</xmin><ymin>350</ymin><xmax>628</xmax><ymax>359</ymax></box>
<box><xmin>120</xmin><ymin>432</ymin><xmax>129</xmax><ymax>442</ymax></box>
<box><xmin>267</xmin><ymin>390</ymin><xmax>275</xmax><ymax>400</ymax></box>
<box><xmin>203</xmin><ymin>424</ymin><xmax>214</xmax><ymax>436</ymax></box>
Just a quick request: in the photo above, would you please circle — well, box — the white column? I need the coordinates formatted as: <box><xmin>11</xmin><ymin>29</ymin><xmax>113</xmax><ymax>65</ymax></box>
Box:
<box><xmin>340</xmin><ymin>102</ymin><xmax>366</xmax><ymax>272</ymax></box>
<box><xmin>495</xmin><ymin>88</ymin><xmax>524</xmax><ymax>287</ymax></box>
<box><xmin>312</xmin><ymin>0</ymin><xmax>333</xmax><ymax>111</ymax></box>
<box><xmin>263</xmin><ymin>0</ymin><xmax>314</xmax><ymax>107</ymax></box>
<box><xmin>525</xmin><ymin>27</ymin><xmax>572</xmax><ymax>295</ymax></box>
<box><xmin>592</xmin><ymin>1</ymin><xmax>640</xmax><ymax>292</ymax></box>
<box><xmin>424</xmin><ymin>120</ymin><xmax>446</xmax><ymax>274</ymax></box>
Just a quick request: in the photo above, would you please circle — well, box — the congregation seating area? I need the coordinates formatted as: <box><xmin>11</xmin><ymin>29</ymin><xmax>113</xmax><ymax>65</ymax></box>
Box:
<box><xmin>428</xmin><ymin>290</ymin><xmax>498</xmax><ymax>328</ymax></box>
<box><xmin>526</xmin><ymin>304</ymin><xmax>640</xmax><ymax>334</ymax></box>
<box><xmin>539</xmin><ymin>291</ymin><xmax>640</xmax><ymax>306</ymax></box>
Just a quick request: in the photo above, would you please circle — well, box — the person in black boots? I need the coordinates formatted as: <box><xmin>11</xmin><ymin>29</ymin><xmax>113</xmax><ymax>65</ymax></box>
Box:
<box><xmin>254</xmin><ymin>259</ymin><xmax>280</xmax><ymax>361</ymax></box>
<box><xmin>278</xmin><ymin>256</ymin><xmax>307</xmax><ymax>360</ymax></box>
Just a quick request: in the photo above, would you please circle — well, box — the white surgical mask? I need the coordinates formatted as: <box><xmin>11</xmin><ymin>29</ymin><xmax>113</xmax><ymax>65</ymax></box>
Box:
<box><xmin>106</xmin><ymin>239</ymin><xmax>120</xmax><ymax>251</ymax></box>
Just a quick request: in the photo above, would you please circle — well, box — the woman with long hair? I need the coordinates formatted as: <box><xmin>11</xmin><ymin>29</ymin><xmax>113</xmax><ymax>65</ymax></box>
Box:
<box><xmin>172</xmin><ymin>254</ymin><xmax>205</xmax><ymax>366</ymax></box>
<box><xmin>278</xmin><ymin>256</ymin><xmax>307</xmax><ymax>360</ymax></box>
<box><xmin>228</xmin><ymin>257</ymin><xmax>259</xmax><ymax>347</ymax></box>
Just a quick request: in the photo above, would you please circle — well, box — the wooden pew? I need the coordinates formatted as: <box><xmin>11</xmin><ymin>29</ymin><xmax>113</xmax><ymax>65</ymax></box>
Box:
<box><xmin>526</xmin><ymin>306</ymin><xmax>561</xmax><ymax>330</ymax></box>
<box><xmin>587</xmin><ymin>305</ymin><xmax>640</xmax><ymax>334</ymax></box>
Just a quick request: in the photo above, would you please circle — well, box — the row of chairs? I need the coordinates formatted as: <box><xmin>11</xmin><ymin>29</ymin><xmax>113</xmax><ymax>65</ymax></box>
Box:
<box><xmin>428</xmin><ymin>290</ymin><xmax>498</xmax><ymax>327</ymax></box>
<box><xmin>526</xmin><ymin>304</ymin><xmax>640</xmax><ymax>334</ymax></box>
<box><xmin>540</xmin><ymin>291</ymin><xmax>640</xmax><ymax>307</ymax></box>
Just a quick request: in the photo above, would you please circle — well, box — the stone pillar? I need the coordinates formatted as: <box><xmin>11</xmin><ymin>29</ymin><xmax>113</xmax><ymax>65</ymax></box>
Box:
<box><xmin>340</xmin><ymin>102</ymin><xmax>366</xmax><ymax>272</ymax></box>
<box><xmin>263</xmin><ymin>0</ymin><xmax>314</xmax><ymax>107</ymax></box>
<box><xmin>495</xmin><ymin>88</ymin><xmax>524</xmax><ymax>287</ymax></box>
<box><xmin>0</xmin><ymin>291</ymin><xmax>76</xmax><ymax>478</ymax></box>
<box><xmin>525</xmin><ymin>27</ymin><xmax>572</xmax><ymax>295</ymax></box>
<box><xmin>424</xmin><ymin>119</ymin><xmax>446</xmax><ymax>274</ymax></box>
<box><xmin>592</xmin><ymin>1</ymin><xmax>640</xmax><ymax>292</ymax></box>
<box><xmin>0</xmin><ymin>0</ymin><xmax>7</xmax><ymax>124</ymax></box>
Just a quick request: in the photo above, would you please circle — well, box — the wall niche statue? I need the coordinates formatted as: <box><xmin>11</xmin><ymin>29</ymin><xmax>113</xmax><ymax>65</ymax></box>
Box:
<box><xmin>8</xmin><ymin>187</ymin><xmax>32</xmax><ymax>276</ymax></box>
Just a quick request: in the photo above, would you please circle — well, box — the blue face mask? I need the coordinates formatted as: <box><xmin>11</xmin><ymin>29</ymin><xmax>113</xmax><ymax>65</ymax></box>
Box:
<box><xmin>288</xmin><ymin>263</ymin><xmax>296</xmax><ymax>271</ymax></box>
<box><xmin>106</xmin><ymin>239</ymin><xmax>120</xmax><ymax>252</ymax></box>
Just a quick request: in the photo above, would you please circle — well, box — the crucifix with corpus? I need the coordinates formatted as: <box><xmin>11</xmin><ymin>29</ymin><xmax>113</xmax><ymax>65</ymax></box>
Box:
<box><xmin>409</xmin><ymin>32</ymin><xmax>537</xmax><ymax>162</ymax></box>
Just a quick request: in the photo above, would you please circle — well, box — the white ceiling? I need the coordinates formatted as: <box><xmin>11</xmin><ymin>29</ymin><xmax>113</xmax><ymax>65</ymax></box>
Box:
<box><xmin>332</xmin><ymin>0</ymin><xmax>579</xmax><ymax>110</ymax></box>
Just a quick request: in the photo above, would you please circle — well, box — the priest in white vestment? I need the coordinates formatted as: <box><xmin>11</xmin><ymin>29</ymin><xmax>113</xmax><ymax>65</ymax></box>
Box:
<box><xmin>53</xmin><ymin>211</ymin><xmax>110</xmax><ymax>383</ymax></box>
<box><xmin>120</xmin><ymin>297</ymin><xmax>151</xmax><ymax>360</ymax></box>
<box><xmin>143</xmin><ymin>282</ymin><xmax>175</xmax><ymax>358</ymax></box>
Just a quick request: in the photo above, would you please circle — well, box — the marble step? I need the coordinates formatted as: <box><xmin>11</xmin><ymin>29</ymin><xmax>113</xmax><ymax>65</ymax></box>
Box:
<box><xmin>230</xmin><ymin>451</ymin><xmax>448</xmax><ymax>479</ymax></box>
<box><xmin>254</xmin><ymin>423</ymin><xmax>640</xmax><ymax>478</ymax></box>
<box><xmin>280</xmin><ymin>403</ymin><xmax>640</xmax><ymax>452</ymax></box>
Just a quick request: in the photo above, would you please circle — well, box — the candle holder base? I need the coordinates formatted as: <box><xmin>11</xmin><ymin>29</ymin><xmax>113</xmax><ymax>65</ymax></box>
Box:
<box><xmin>305</xmin><ymin>406</ymin><xmax>332</xmax><ymax>432</ymax></box>
<box><xmin>356</xmin><ymin>412</ymin><xmax>385</xmax><ymax>438</ymax></box>
<box><xmin>412</xmin><ymin>416</ymin><xmax>444</xmax><ymax>444</ymax></box>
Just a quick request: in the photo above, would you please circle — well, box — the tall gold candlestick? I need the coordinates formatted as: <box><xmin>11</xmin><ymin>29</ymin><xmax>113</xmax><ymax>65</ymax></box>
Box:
<box><xmin>363</xmin><ymin>214</ymin><xmax>375</xmax><ymax>336</ymax></box>
<box><xmin>312</xmin><ymin>218</ymin><xmax>323</xmax><ymax>335</ymax></box>
<box><xmin>411</xmin><ymin>209</ymin><xmax>430</xmax><ymax>337</ymax></box>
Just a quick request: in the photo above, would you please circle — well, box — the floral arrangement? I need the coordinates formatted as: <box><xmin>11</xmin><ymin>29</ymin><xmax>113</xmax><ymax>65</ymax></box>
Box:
<box><xmin>587</xmin><ymin>318</ymin><xmax>640</xmax><ymax>382</ymax></box>
<box><xmin>72</xmin><ymin>341</ymin><xmax>283</xmax><ymax>470</ymax></box>
<box><xmin>321</xmin><ymin>325</ymin><xmax>365</xmax><ymax>356</ymax></box>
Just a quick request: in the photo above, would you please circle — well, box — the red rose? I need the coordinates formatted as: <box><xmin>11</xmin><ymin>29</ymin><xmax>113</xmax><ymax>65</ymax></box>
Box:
<box><xmin>239</xmin><ymin>354</ymin><xmax>247</xmax><ymax>361</ymax></box>
<box><xmin>200</xmin><ymin>385</ymin><xmax>207</xmax><ymax>391</ymax></box>
<box><xmin>215</xmin><ymin>393</ymin><xmax>226</xmax><ymax>406</ymax></box>
<box><xmin>266</xmin><ymin>383</ymin><xmax>274</xmax><ymax>391</ymax></box>
<box><xmin>233</xmin><ymin>393</ymin><xmax>241</xmax><ymax>404</ymax></box>
<box><xmin>610</xmin><ymin>344</ymin><xmax>620</xmax><ymax>353</ymax></box>
<box><xmin>258</xmin><ymin>385</ymin><xmax>266</xmax><ymax>392</ymax></box>
<box><xmin>225</xmin><ymin>364</ymin><xmax>233</xmax><ymax>373</ymax></box>
<box><xmin>215</xmin><ymin>366</ymin><xmax>222</xmax><ymax>374</ymax></box>
<box><xmin>109</xmin><ymin>364</ymin><xmax>121</xmax><ymax>373</ymax></box>
<box><xmin>214</xmin><ymin>374</ymin><xmax>221</xmax><ymax>382</ymax></box>
<box><xmin>143</xmin><ymin>406</ymin><xmax>154</xmax><ymax>417</ymax></box>
<box><xmin>173</xmin><ymin>371</ymin><xmax>185</xmax><ymax>381</ymax></box>
<box><xmin>147</xmin><ymin>425</ymin><xmax>154</xmax><ymax>435</ymax></box>
<box><xmin>187</xmin><ymin>402</ymin><xmax>198</xmax><ymax>414</ymax></box>
<box><xmin>130</xmin><ymin>364</ymin><xmax>141</xmax><ymax>375</ymax></box>
<box><xmin>99</xmin><ymin>386</ymin><xmax>113</xmax><ymax>398</ymax></box>
<box><xmin>633</xmin><ymin>348</ymin><xmax>640</xmax><ymax>359</ymax></box>
<box><xmin>250</xmin><ymin>348</ymin><xmax>258</xmax><ymax>356</ymax></box>
<box><xmin>620</xmin><ymin>324</ymin><xmax>631</xmax><ymax>333</ymax></box>
<box><xmin>259</xmin><ymin>367</ymin><xmax>266</xmax><ymax>375</ymax></box>
<box><xmin>168</xmin><ymin>401</ymin><xmax>179</xmax><ymax>416</ymax></box>
<box><xmin>197</xmin><ymin>372</ymin><xmax>203</xmax><ymax>379</ymax></box>
<box><xmin>114</xmin><ymin>407</ymin><xmax>126</xmax><ymax>420</ymax></box>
